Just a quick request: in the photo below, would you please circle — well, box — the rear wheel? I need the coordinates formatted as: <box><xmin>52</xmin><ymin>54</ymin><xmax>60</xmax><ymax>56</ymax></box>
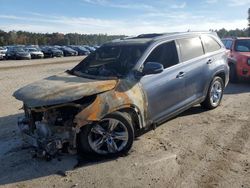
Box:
<box><xmin>201</xmin><ymin>76</ymin><xmax>224</xmax><ymax>110</ymax></box>
<box><xmin>77</xmin><ymin>112</ymin><xmax>134</xmax><ymax>157</ymax></box>
<box><xmin>229</xmin><ymin>64</ymin><xmax>238</xmax><ymax>83</ymax></box>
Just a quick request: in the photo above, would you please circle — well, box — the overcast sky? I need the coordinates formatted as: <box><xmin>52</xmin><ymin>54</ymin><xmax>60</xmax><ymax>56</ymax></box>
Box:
<box><xmin>0</xmin><ymin>0</ymin><xmax>249</xmax><ymax>35</ymax></box>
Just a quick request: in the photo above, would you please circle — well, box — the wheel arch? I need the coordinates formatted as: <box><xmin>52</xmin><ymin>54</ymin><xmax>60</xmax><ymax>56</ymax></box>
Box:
<box><xmin>203</xmin><ymin>70</ymin><xmax>227</xmax><ymax>99</ymax></box>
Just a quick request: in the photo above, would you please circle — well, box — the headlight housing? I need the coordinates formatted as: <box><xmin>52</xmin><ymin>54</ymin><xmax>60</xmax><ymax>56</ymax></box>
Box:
<box><xmin>248</xmin><ymin>59</ymin><xmax>250</xmax><ymax>66</ymax></box>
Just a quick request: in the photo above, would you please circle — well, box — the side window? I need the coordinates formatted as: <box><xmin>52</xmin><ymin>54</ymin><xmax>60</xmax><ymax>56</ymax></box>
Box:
<box><xmin>221</xmin><ymin>39</ymin><xmax>227</xmax><ymax>46</ymax></box>
<box><xmin>225</xmin><ymin>40</ymin><xmax>233</xmax><ymax>50</ymax></box>
<box><xmin>177</xmin><ymin>37</ymin><xmax>204</xmax><ymax>62</ymax></box>
<box><xmin>201</xmin><ymin>35</ymin><xmax>221</xmax><ymax>53</ymax></box>
<box><xmin>145</xmin><ymin>41</ymin><xmax>179</xmax><ymax>69</ymax></box>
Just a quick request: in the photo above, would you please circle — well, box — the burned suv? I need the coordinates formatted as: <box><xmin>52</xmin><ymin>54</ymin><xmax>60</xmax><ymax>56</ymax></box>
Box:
<box><xmin>14</xmin><ymin>32</ymin><xmax>229</xmax><ymax>157</ymax></box>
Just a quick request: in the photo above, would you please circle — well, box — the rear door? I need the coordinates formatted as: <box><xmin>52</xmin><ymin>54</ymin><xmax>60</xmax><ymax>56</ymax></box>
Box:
<box><xmin>176</xmin><ymin>36</ymin><xmax>208</xmax><ymax>103</ymax></box>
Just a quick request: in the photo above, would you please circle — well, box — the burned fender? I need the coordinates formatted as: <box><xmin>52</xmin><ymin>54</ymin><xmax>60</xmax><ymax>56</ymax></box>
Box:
<box><xmin>74</xmin><ymin>79</ymin><xmax>147</xmax><ymax>128</ymax></box>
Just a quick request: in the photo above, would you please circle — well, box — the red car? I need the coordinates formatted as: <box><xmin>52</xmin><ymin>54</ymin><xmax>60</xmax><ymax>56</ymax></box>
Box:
<box><xmin>222</xmin><ymin>37</ymin><xmax>250</xmax><ymax>82</ymax></box>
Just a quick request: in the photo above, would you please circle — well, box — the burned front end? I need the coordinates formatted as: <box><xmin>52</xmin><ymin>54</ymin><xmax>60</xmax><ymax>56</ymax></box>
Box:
<box><xmin>18</xmin><ymin>102</ymin><xmax>87</xmax><ymax>158</ymax></box>
<box><xmin>13</xmin><ymin>72</ymin><xmax>118</xmax><ymax>158</ymax></box>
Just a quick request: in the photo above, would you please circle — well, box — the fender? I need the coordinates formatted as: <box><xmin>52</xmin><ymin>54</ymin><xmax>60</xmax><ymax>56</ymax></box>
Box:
<box><xmin>74</xmin><ymin>80</ymin><xmax>147</xmax><ymax>129</ymax></box>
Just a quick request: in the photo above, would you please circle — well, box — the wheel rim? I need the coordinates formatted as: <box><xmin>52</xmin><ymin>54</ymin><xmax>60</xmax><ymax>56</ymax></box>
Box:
<box><xmin>210</xmin><ymin>80</ymin><xmax>222</xmax><ymax>106</ymax></box>
<box><xmin>88</xmin><ymin>118</ymin><xmax>129</xmax><ymax>155</ymax></box>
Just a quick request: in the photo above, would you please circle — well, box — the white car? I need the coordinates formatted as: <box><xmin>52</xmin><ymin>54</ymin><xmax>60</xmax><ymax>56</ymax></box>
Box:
<box><xmin>0</xmin><ymin>47</ymin><xmax>7</xmax><ymax>60</ymax></box>
<box><xmin>25</xmin><ymin>48</ymin><xmax>44</xmax><ymax>59</ymax></box>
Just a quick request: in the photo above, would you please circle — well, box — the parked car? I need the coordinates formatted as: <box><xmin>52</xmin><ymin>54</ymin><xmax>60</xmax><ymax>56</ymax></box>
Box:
<box><xmin>83</xmin><ymin>45</ymin><xmax>96</xmax><ymax>52</ymax></box>
<box><xmin>70</xmin><ymin>46</ymin><xmax>90</xmax><ymax>56</ymax></box>
<box><xmin>6</xmin><ymin>47</ymin><xmax>31</xmax><ymax>60</ymax></box>
<box><xmin>59</xmin><ymin>46</ymin><xmax>78</xmax><ymax>56</ymax></box>
<box><xmin>25</xmin><ymin>48</ymin><xmax>44</xmax><ymax>59</ymax></box>
<box><xmin>13</xmin><ymin>32</ymin><xmax>229</xmax><ymax>158</ymax></box>
<box><xmin>221</xmin><ymin>37</ymin><xmax>250</xmax><ymax>82</ymax></box>
<box><xmin>0</xmin><ymin>47</ymin><xmax>7</xmax><ymax>60</ymax></box>
<box><xmin>0</xmin><ymin>54</ymin><xmax>4</xmax><ymax>60</ymax></box>
<box><xmin>41</xmin><ymin>47</ymin><xmax>63</xmax><ymax>58</ymax></box>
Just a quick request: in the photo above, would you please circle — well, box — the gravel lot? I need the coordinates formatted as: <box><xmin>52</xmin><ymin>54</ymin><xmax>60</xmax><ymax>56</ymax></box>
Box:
<box><xmin>0</xmin><ymin>57</ymin><xmax>249</xmax><ymax>188</ymax></box>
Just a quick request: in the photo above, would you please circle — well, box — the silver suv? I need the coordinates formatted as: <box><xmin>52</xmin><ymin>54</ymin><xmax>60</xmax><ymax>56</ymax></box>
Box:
<box><xmin>14</xmin><ymin>32</ymin><xmax>229</xmax><ymax>158</ymax></box>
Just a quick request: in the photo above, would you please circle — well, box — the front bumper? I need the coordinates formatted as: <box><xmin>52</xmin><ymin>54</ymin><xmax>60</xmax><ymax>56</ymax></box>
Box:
<box><xmin>53</xmin><ymin>53</ymin><xmax>63</xmax><ymax>57</ymax></box>
<box><xmin>31</xmin><ymin>54</ymin><xmax>44</xmax><ymax>59</ymax></box>
<box><xmin>16</xmin><ymin>56</ymin><xmax>31</xmax><ymax>60</ymax></box>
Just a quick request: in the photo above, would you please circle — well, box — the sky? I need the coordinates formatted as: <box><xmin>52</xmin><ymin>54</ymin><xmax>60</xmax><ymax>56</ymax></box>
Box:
<box><xmin>0</xmin><ymin>0</ymin><xmax>249</xmax><ymax>35</ymax></box>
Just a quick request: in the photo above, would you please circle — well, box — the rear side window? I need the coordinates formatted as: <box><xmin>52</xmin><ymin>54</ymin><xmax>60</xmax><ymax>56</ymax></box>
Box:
<box><xmin>201</xmin><ymin>35</ymin><xmax>221</xmax><ymax>53</ymax></box>
<box><xmin>145</xmin><ymin>41</ymin><xmax>179</xmax><ymax>69</ymax></box>
<box><xmin>177</xmin><ymin>37</ymin><xmax>204</xmax><ymax>62</ymax></box>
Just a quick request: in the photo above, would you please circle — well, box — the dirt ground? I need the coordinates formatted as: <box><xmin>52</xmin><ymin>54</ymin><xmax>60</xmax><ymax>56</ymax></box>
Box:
<box><xmin>0</xmin><ymin>57</ymin><xmax>249</xmax><ymax>188</ymax></box>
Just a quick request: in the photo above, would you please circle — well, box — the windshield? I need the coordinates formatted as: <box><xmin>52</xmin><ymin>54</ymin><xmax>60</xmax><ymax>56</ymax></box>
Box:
<box><xmin>71</xmin><ymin>44</ymin><xmax>148</xmax><ymax>77</ymax></box>
<box><xmin>13</xmin><ymin>48</ymin><xmax>25</xmax><ymax>52</ymax></box>
<box><xmin>235</xmin><ymin>39</ymin><xmax>250</xmax><ymax>52</ymax></box>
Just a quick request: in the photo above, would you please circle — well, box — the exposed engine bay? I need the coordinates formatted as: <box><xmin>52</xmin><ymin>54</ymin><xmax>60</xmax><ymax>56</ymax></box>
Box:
<box><xmin>17</xmin><ymin>98</ymin><xmax>93</xmax><ymax>159</ymax></box>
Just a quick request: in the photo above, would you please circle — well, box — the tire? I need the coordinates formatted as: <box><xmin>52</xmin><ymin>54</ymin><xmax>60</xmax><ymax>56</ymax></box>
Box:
<box><xmin>229</xmin><ymin>64</ymin><xmax>238</xmax><ymax>83</ymax></box>
<box><xmin>201</xmin><ymin>76</ymin><xmax>224</xmax><ymax>110</ymax></box>
<box><xmin>77</xmin><ymin>111</ymin><xmax>134</xmax><ymax>157</ymax></box>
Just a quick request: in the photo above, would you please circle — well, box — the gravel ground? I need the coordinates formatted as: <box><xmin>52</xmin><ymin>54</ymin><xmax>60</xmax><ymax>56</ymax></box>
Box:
<box><xmin>0</xmin><ymin>57</ymin><xmax>249</xmax><ymax>188</ymax></box>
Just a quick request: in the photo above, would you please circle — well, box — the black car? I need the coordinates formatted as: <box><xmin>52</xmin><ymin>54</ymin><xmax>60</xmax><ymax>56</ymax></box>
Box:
<box><xmin>41</xmin><ymin>47</ymin><xmax>63</xmax><ymax>58</ymax></box>
<box><xmin>70</xmin><ymin>46</ymin><xmax>90</xmax><ymax>56</ymax></box>
<box><xmin>59</xmin><ymin>47</ymin><xmax>78</xmax><ymax>56</ymax></box>
<box><xmin>6</xmin><ymin>47</ymin><xmax>31</xmax><ymax>60</ymax></box>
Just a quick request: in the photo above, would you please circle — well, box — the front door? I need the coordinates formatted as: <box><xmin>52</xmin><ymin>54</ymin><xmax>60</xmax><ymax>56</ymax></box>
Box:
<box><xmin>140</xmin><ymin>41</ymin><xmax>186</xmax><ymax>122</ymax></box>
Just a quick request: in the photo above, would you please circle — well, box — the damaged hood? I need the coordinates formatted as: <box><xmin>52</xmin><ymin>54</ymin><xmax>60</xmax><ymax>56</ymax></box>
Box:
<box><xmin>13</xmin><ymin>72</ymin><xmax>117</xmax><ymax>108</ymax></box>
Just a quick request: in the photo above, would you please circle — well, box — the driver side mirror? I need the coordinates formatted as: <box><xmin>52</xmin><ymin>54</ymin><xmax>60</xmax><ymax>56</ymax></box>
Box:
<box><xmin>142</xmin><ymin>62</ymin><xmax>164</xmax><ymax>75</ymax></box>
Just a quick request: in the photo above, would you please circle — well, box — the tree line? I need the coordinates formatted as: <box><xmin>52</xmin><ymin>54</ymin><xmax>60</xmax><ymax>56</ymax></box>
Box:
<box><xmin>0</xmin><ymin>28</ymin><xmax>249</xmax><ymax>46</ymax></box>
<box><xmin>0</xmin><ymin>30</ymin><xmax>125</xmax><ymax>46</ymax></box>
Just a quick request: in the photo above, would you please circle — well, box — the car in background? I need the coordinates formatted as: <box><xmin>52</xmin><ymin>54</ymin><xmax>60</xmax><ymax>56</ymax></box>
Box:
<box><xmin>93</xmin><ymin>45</ymin><xmax>100</xmax><ymax>50</ymax></box>
<box><xmin>41</xmin><ymin>47</ymin><xmax>63</xmax><ymax>58</ymax></box>
<box><xmin>25</xmin><ymin>48</ymin><xmax>44</xmax><ymax>59</ymax></box>
<box><xmin>221</xmin><ymin>37</ymin><xmax>250</xmax><ymax>82</ymax></box>
<box><xmin>59</xmin><ymin>46</ymin><xmax>78</xmax><ymax>56</ymax></box>
<box><xmin>0</xmin><ymin>47</ymin><xmax>7</xmax><ymax>60</ymax></box>
<box><xmin>14</xmin><ymin>32</ymin><xmax>229</xmax><ymax>157</ymax></box>
<box><xmin>0</xmin><ymin>53</ymin><xmax>4</xmax><ymax>60</ymax></box>
<box><xmin>70</xmin><ymin>46</ymin><xmax>90</xmax><ymax>56</ymax></box>
<box><xmin>6</xmin><ymin>47</ymin><xmax>31</xmax><ymax>60</ymax></box>
<box><xmin>83</xmin><ymin>45</ymin><xmax>96</xmax><ymax>53</ymax></box>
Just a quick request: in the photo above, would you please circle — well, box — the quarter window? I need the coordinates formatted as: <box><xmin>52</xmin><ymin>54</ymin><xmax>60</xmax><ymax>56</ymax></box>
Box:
<box><xmin>201</xmin><ymin>35</ymin><xmax>221</xmax><ymax>53</ymax></box>
<box><xmin>145</xmin><ymin>41</ymin><xmax>179</xmax><ymax>69</ymax></box>
<box><xmin>177</xmin><ymin>37</ymin><xmax>204</xmax><ymax>62</ymax></box>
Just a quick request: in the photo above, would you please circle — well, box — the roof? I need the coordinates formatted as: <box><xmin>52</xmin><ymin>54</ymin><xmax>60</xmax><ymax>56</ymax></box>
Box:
<box><xmin>105</xmin><ymin>31</ymin><xmax>217</xmax><ymax>46</ymax></box>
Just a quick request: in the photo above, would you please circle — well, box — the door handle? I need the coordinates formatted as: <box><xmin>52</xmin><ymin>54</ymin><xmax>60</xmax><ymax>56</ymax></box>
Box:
<box><xmin>176</xmin><ymin>71</ymin><xmax>185</xmax><ymax>78</ymax></box>
<box><xmin>207</xmin><ymin>59</ymin><xmax>213</xmax><ymax>64</ymax></box>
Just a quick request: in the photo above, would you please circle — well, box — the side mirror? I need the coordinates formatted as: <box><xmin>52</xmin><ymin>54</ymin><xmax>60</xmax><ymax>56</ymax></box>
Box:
<box><xmin>143</xmin><ymin>62</ymin><xmax>164</xmax><ymax>75</ymax></box>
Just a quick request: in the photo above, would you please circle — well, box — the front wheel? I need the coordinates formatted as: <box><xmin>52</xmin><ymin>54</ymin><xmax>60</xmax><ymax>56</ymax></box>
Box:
<box><xmin>77</xmin><ymin>112</ymin><xmax>134</xmax><ymax>157</ymax></box>
<box><xmin>201</xmin><ymin>76</ymin><xmax>224</xmax><ymax>110</ymax></box>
